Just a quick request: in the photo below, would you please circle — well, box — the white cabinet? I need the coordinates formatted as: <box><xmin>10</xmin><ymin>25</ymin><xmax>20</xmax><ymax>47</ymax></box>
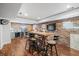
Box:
<box><xmin>0</xmin><ymin>23</ymin><xmax>11</xmax><ymax>49</ymax></box>
<box><xmin>70</xmin><ymin>34</ymin><xmax>79</xmax><ymax>50</ymax></box>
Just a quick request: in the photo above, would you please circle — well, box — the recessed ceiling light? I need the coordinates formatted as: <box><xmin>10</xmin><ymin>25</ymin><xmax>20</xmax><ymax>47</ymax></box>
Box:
<box><xmin>37</xmin><ymin>17</ymin><xmax>41</xmax><ymax>19</ymax></box>
<box><xmin>67</xmin><ymin>5</ymin><xmax>71</xmax><ymax>9</ymax></box>
<box><xmin>24</xmin><ymin>13</ymin><xmax>28</xmax><ymax>16</ymax></box>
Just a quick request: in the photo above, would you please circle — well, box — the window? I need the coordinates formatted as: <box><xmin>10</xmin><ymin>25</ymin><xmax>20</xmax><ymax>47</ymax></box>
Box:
<box><xmin>63</xmin><ymin>22</ymin><xmax>73</xmax><ymax>29</ymax></box>
<box><xmin>63</xmin><ymin>22</ymin><xmax>79</xmax><ymax>29</ymax></box>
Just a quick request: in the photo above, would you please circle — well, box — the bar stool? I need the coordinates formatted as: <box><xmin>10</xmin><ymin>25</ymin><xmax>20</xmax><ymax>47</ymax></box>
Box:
<box><xmin>47</xmin><ymin>40</ymin><xmax>58</xmax><ymax>56</ymax></box>
<box><xmin>29</xmin><ymin>37</ymin><xmax>37</xmax><ymax>55</ymax></box>
<box><xmin>46</xmin><ymin>35</ymin><xmax>58</xmax><ymax>56</ymax></box>
<box><xmin>34</xmin><ymin>35</ymin><xmax>48</xmax><ymax>56</ymax></box>
<box><xmin>53</xmin><ymin>35</ymin><xmax>59</xmax><ymax>41</ymax></box>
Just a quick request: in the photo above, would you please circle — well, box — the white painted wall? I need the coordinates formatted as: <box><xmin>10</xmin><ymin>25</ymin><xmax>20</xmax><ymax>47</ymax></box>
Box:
<box><xmin>0</xmin><ymin>23</ymin><xmax>11</xmax><ymax>49</ymax></box>
<box><xmin>70</xmin><ymin>34</ymin><xmax>79</xmax><ymax>50</ymax></box>
<box><xmin>0</xmin><ymin>25</ymin><xmax>2</xmax><ymax>48</ymax></box>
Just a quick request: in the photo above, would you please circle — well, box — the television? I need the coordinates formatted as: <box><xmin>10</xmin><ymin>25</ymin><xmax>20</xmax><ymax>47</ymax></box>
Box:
<box><xmin>47</xmin><ymin>23</ymin><xmax>56</xmax><ymax>31</ymax></box>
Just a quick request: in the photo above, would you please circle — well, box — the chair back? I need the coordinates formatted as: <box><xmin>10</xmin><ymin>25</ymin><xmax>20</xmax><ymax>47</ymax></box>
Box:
<box><xmin>47</xmin><ymin>35</ymin><xmax>54</xmax><ymax>41</ymax></box>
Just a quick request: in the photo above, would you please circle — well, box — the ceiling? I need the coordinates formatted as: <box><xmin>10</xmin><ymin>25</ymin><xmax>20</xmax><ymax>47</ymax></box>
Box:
<box><xmin>18</xmin><ymin>3</ymin><xmax>79</xmax><ymax>20</ymax></box>
<box><xmin>0</xmin><ymin>3</ymin><xmax>79</xmax><ymax>24</ymax></box>
<box><xmin>0</xmin><ymin>3</ymin><xmax>21</xmax><ymax>19</ymax></box>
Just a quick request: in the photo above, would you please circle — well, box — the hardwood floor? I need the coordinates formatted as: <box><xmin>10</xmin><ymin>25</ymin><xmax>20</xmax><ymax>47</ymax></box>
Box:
<box><xmin>57</xmin><ymin>44</ymin><xmax>79</xmax><ymax>56</ymax></box>
<box><xmin>0</xmin><ymin>37</ymin><xmax>79</xmax><ymax>56</ymax></box>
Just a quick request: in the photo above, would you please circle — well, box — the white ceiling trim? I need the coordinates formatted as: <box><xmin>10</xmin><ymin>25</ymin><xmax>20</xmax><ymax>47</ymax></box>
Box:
<box><xmin>38</xmin><ymin>7</ymin><xmax>79</xmax><ymax>23</ymax></box>
<box><xmin>10</xmin><ymin>18</ymin><xmax>37</xmax><ymax>24</ymax></box>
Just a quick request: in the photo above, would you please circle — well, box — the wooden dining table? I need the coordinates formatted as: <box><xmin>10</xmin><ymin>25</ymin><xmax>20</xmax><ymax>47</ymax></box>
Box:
<box><xmin>28</xmin><ymin>31</ymin><xmax>54</xmax><ymax>55</ymax></box>
<box><xmin>30</xmin><ymin>31</ymin><xmax>53</xmax><ymax>36</ymax></box>
<box><xmin>29</xmin><ymin>31</ymin><xmax>54</xmax><ymax>46</ymax></box>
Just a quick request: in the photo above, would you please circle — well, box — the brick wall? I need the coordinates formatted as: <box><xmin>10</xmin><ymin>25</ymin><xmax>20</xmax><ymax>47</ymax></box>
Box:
<box><xmin>38</xmin><ymin>17</ymin><xmax>79</xmax><ymax>47</ymax></box>
<box><xmin>56</xmin><ymin>17</ymin><xmax>79</xmax><ymax>47</ymax></box>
